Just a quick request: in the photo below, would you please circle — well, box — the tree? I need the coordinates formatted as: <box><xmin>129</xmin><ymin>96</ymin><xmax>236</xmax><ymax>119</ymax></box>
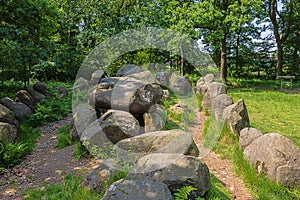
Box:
<box><xmin>192</xmin><ymin>0</ymin><xmax>263</xmax><ymax>82</ymax></box>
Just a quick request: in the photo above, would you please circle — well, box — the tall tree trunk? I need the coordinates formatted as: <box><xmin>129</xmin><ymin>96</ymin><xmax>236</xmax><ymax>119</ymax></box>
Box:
<box><xmin>220</xmin><ymin>37</ymin><xmax>227</xmax><ymax>83</ymax></box>
<box><xmin>276</xmin><ymin>43</ymin><xmax>283</xmax><ymax>78</ymax></box>
<box><xmin>179</xmin><ymin>45</ymin><xmax>184</xmax><ymax>76</ymax></box>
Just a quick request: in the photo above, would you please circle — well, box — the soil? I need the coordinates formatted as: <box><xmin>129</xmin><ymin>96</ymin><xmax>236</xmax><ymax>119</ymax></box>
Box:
<box><xmin>190</xmin><ymin>110</ymin><xmax>253</xmax><ymax>200</ymax></box>
<box><xmin>1</xmin><ymin>111</ymin><xmax>253</xmax><ymax>200</ymax></box>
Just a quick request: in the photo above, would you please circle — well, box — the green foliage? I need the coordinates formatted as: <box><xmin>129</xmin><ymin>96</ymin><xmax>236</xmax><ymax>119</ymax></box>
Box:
<box><xmin>56</xmin><ymin>125</ymin><xmax>72</xmax><ymax>149</ymax></box>
<box><xmin>174</xmin><ymin>185</ymin><xmax>197</xmax><ymax>200</ymax></box>
<box><xmin>73</xmin><ymin>142</ymin><xmax>89</xmax><ymax>160</ymax></box>
<box><xmin>23</xmin><ymin>174</ymin><xmax>101</xmax><ymax>200</ymax></box>
<box><xmin>0</xmin><ymin>122</ymin><xmax>40</xmax><ymax>168</ymax></box>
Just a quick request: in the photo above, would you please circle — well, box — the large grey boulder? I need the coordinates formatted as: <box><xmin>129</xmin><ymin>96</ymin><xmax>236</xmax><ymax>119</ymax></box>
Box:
<box><xmin>170</xmin><ymin>75</ymin><xmax>192</xmax><ymax>96</ymax></box>
<box><xmin>195</xmin><ymin>77</ymin><xmax>207</xmax><ymax>95</ymax></box>
<box><xmin>33</xmin><ymin>82</ymin><xmax>48</xmax><ymax>95</ymax></box>
<box><xmin>81</xmin><ymin>110</ymin><xmax>140</xmax><ymax>155</ymax></box>
<box><xmin>222</xmin><ymin>99</ymin><xmax>250</xmax><ymax>136</ymax></box>
<box><xmin>81</xmin><ymin>159</ymin><xmax>120</xmax><ymax>193</ymax></box>
<box><xmin>127</xmin><ymin>70</ymin><xmax>155</xmax><ymax>83</ymax></box>
<box><xmin>0</xmin><ymin>122</ymin><xmax>17</xmax><ymax>144</ymax></box>
<box><xmin>156</xmin><ymin>72</ymin><xmax>170</xmax><ymax>86</ymax></box>
<box><xmin>169</xmin><ymin>103</ymin><xmax>191</xmax><ymax>116</ymax></box>
<box><xmin>0</xmin><ymin>97</ymin><xmax>32</xmax><ymax>120</ymax></box>
<box><xmin>128</xmin><ymin>153</ymin><xmax>210</xmax><ymax>196</ymax></box>
<box><xmin>90</xmin><ymin>70</ymin><xmax>104</xmax><ymax>85</ymax></box>
<box><xmin>73</xmin><ymin>77</ymin><xmax>89</xmax><ymax>91</ymax></box>
<box><xmin>70</xmin><ymin>104</ymin><xmax>97</xmax><ymax>140</ymax></box>
<box><xmin>143</xmin><ymin>104</ymin><xmax>166</xmax><ymax>133</ymax></box>
<box><xmin>116</xmin><ymin>130</ymin><xmax>199</xmax><ymax>163</ymax></box>
<box><xmin>239</xmin><ymin>127</ymin><xmax>263</xmax><ymax>150</ymax></box>
<box><xmin>16</xmin><ymin>90</ymin><xmax>35</xmax><ymax>111</ymax></box>
<box><xmin>243</xmin><ymin>133</ymin><xmax>300</xmax><ymax>186</ymax></box>
<box><xmin>207</xmin><ymin>82</ymin><xmax>227</xmax><ymax>99</ymax></box>
<box><xmin>212</xmin><ymin>94</ymin><xmax>233</xmax><ymax>120</ymax></box>
<box><xmin>56</xmin><ymin>86</ymin><xmax>68</xmax><ymax>97</ymax></box>
<box><xmin>116</xmin><ymin>64</ymin><xmax>143</xmax><ymax>77</ymax></box>
<box><xmin>94</xmin><ymin>77</ymin><xmax>163</xmax><ymax>113</ymax></box>
<box><xmin>0</xmin><ymin>103</ymin><xmax>19</xmax><ymax>127</ymax></box>
<box><xmin>203</xmin><ymin>73</ymin><xmax>214</xmax><ymax>84</ymax></box>
<box><xmin>201</xmin><ymin>92</ymin><xmax>211</xmax><ymax>112</ymax></box>
<box><xmin>102</xmin><ymin>179</ymin><xmax>172</xmax><ymax>200</ymax></box>
<box><xmin>26</xmin><ymin>86</ymin><xmax>46</xmax><ymax>102</ymax></box>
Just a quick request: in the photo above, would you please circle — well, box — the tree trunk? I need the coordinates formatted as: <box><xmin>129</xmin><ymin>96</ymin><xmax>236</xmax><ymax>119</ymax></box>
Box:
<box><xmin>179</xmin><ymin>45</ymin><xmax>184</xmax><ymax>76</ymax></box>
<box><xmin>276</xmin><ymin>44</ymin><xmax>283</xmax><ymax>78</ymax></box>
<box><xmin>220</xmin><ymin>37</ymin><xmax>227</xmax><ymax>83</ymax></box>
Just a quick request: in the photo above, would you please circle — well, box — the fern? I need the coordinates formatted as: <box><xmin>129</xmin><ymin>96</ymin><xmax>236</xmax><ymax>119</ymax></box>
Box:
<box><xmin>174</xmin><ymin>185</ymin><xmax>198</xmax><ymax>200</ymax></box>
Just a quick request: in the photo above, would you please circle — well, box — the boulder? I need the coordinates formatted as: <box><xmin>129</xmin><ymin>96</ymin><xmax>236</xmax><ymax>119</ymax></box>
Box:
<box><xmin>94</xmin><ymin>77</ymin><xmax>163</xmax><ymax>113</ymax></box>
<box><xmin>0</xmin><ymin>122</ymin><xmax>18</xmax><ymax>144</ymax></box>
<box><xmin>170</xmin><ymin>75</ymin><xmax>192</xmax><ymax>96</ymax></box>
<box><xmin>81</xmin><ymin>159</ymin><xmax>121</xmax><ymax>193</ymax></box>
<box><xmin>195</xmin><ymin>77</ymin><xmax>207</xmax><ymax>95</ymax></box>
<box><xmin>116</xmin><ymin>64</ymin><xmax>143</xmax><ymax>77</ymax></box>
<box><xmin>81</xmin><ymin>110</ymin><xmax>140</xmax><ymax>156</ymax></box>
<box><xmin>73</xmin><ymin>77</ymin><xmax>89</xmax><ymax>91</ymax></box>
<box><xmin>16</xmin><ymin>90</ymin><xmax>35</xmax><ymax>111</ymax></box>
<box><xmin>70</xmin><ymin>104</ymin><xmax>97</xmax><ymax>140</ymax></box>
<box><xmin>33</xmin><ymin>82</ymin><xmax>48</xmax><ymax>95</ymax></box>
<box><xmin>143</xmin><ymin>104</ymin><xmax>166</xmax><ymax>133</ymax></box>
<box><xmin>115</xmin><ymin>130</ymin><xmax>199</xmax><ymax>163</ymax></box>
<box><xmin>26</xmin><ymin>86</ymin><xmax>46</xmax><ymax>102</ymax></box>
<box><xmin>156</xmin><ymin>72</ymin><xmax>170</xmax><ymax>86</ymax></box>
<box><xmin>222</xmin><ymin>99</ymin><xmax>250</xmax><ymax>136</ymax></box>
<box><xmin>56</xmin><ymin>86</ymin><xmax>68</xmax><ymax>97</ymax></box>
<box><xmin>169</xmin><ymin>103</ymin><xmax>191</xmax><ymax>116</ymax></box>
<box><xmin>212</xmin><ymin>94</ymin><xmax>233</xmax><ymax>120</ymax></box>
<box><xmin>203</xmin><ymin>73</ymin><xmax>214</xmax><ymax>84</ymax></box>
<box><xmin>239</xmin><ymin>127</ymin><xmax>263</xmax><ymax>150</ymax></box>
<box><xmin>243</xmin><ymin>133</ymin><xmax>300</xmax><ymax>186</ymax></box>
<box><xmin>128</xmin><ymin>153</ymin><xmax>210</xmax><ymax>197</ymax></box>
<box><xmin>0</xmin><ymin>103</ymin><xmax>19</xmax><ymax>127</ymax></box>
<box><xmin>207</xmin><ymin>82</ymin><xmax>227</xmax><ymax>99</ymax></box>
<box><xmin>102</xmin><ymin>179</ymin><xmax>172</xmax><ymax>200</ymax></box>
<box><xmin>0</xmin><ymin>97</ymin><xmax>32</xmax><ymax>120</ymax></box>
<box><xmin>90</xmin><ymin>70</ymin><xmax>104</xmax><ymax>85</ymax></box>
<box><xmin>201</xmin><ymin>92</ymin><xmax>211</xmax><ymax>112</ymax></box>
<box><xmin>127</xmin><ymin>70</ymin><xmax>155</xmax><ymax>83</ymax></box>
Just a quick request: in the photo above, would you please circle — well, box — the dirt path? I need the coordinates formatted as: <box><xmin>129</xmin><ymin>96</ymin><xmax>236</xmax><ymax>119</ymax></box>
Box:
<box><xmin>190</xmin><ymin>110</ymin><xmax>253</xmax><ymax>200</ymax></box>
<box><xmin>0</xmin><ymin>111</ymin><xmax>253</xmax><ymax>200</ymax></box>
<box><xmin>0</xmin><ymin>115</ymin><xmax>101</xmax><ymax>200</ymax></box>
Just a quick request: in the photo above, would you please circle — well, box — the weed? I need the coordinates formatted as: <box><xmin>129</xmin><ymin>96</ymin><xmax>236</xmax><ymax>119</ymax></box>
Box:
<box><xmin>56</xmin><ymin>125</ymin><xmax>72</xmax><ymax>149</ymax></box>
<box><xmin>73</xmin><ymin>141</ymin><xmax>89</xmax><ymax>159</ymax></box>
<box><xmin>174</xmin><ymin>185</ymin><xmax>198</xmax><ymax>200</ymax></box>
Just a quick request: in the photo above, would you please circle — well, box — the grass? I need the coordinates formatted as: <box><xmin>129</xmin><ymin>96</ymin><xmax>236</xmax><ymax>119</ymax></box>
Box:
<box><xmin>56</xmin><ymin>125</ymin><xmax>72</xmax><ymax>149</ymax></box>
<box><xmin>203</xmin><ymin>119</ymin><xmax>300</xmax><ymax>199</ymax></box>
<box><xmin>228</xmin><ymin>86</ymin><xmax>300</xmax><ymax>147</ymax></box>
<box><xmin>23</xmin><ymin>174</ymin><xmax>102</xmax><ymax>200</ymax></box>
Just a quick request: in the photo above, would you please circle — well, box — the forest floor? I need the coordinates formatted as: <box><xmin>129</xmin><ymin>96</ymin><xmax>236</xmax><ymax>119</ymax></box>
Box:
<box><xmin>0</xmin><ymin>111</ymin><xmax>252</xmax><ymax>200</ymax></box>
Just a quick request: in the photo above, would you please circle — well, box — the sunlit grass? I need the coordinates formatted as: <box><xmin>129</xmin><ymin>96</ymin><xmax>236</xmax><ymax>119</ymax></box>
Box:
<box><xmin>228</xmin><ymin>87</ymin><xmax>300</xmax><ymax>147</ymax></box>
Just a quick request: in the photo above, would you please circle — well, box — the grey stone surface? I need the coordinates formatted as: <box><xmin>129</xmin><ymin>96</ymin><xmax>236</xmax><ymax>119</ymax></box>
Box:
<box><xmin>196</xmin><ymin>77</ymin><xmax>207</xmax><ymax>95</ymax></box>
<box><xmin>56</xmin><ymin>86</ymin><xmax>69</xmax><ymax>97</ymax></box>
<box><xmin>156</xmin><ymin>72</ymin><xmax>170</xmax><ymax>86</ymax></box>
<box><xmin>207</xmin><ymin>82</ymin><xmax>227</xmax><ymax>99</ymax></box>
<box><xmin>115</xmin><ymin>129</ymin><xmax>199</xmax><ymax>163</ymax></box>
<box><xmin>143</xmin><ymin>104</ymin><xmax>166</xmax><ymax>133</ymax></box>
<box><xmin>116</xmin><ymin>64</ymin><xmax>143</xmax><ymax>77</ymax></box>
<box><xmin>170</xmin><ymin>75</ymin><xmax>192</xmax><ymax>96</ymax></box>
<box><xmin>203</xmin><ymin>73</ymin><xmax>214</xmax><ymax>84</ymax></box>
<box><xmin>0</xmin><ymin>97</ymin><xmax>32</xmax><ymax>120</ymax></box>
<box><xmin>244</xmin><ymin>133</ymin><xmax>300</xmax><ymax>186</ymax></box>
<box><xmin>239</xmin><ymin>127</ymin><xmax>263</xmax><ymax>150</ymax></box>
<box><xmin>16</xmin><ymin>90</ymin><xmax>35</xmax><ymax>111</ymax></box>
<box><xmin>73</xmin><ymin>77</ymin><xmax>89</xmax><ymax>91</ymax></box>
<box><xmin>26</xmin><ymin>86</ymin><xmax>46</xmax><ymax>102</ymax></box>
<box><xmin>90</xmin><ymin>70</ymin><xmax>104</xmax><ymax>85</ymax></box>
<box><xmin>127</xmin><ymin>70</ymin><xmax>155</xmax><ymax>83</ymax></box>
<box><xmin>212</xmin><ymin>94</ymin><xmax>233</xmax><ymax>120</ymax></box>
<box><xmin>81</xmin><ymin>110</ymin><xmax>140</xmax><ymax>155</ymax></box>
<box><xmin>0</xmin><ymin>122</ymin><xmax>17</xmax><ymax>144</ymax></box>
<box><xmin>33</xmin><ymin>82</ymin><xmax>48</xmax><ymax>95</ymax></box>
<box><xmin>222</xmin><ymin>99</ymin><xmax>250</xmax><ymax>136</ymax></box>
<box><xmin>102</xmin><ymin>179</ymin><xmax>172</xmax><ymax>200</ymax></box>
<box><xmin>0</xmin><ymin>103</ymin><xmax>19</xmax><ymax>127</ymax></box>
<box><xmin>128</xmin><ymin>153</ymin><xmax>210</xmax><ymax>196</ymax></box>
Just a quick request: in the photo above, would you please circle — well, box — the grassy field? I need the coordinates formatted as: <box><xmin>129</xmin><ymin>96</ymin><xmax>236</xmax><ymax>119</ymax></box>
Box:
<box><xmin>228</xmin><ymin>83</ymin><xmax>300</xmax><ymax>147</ymax></box>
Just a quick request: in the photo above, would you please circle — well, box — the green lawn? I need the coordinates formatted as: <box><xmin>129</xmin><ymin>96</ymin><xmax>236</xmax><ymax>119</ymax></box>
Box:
<box><xmin>228</xmin><ymin>87</ymin><xmax>300</xmax><ymax>147</ymax></box>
